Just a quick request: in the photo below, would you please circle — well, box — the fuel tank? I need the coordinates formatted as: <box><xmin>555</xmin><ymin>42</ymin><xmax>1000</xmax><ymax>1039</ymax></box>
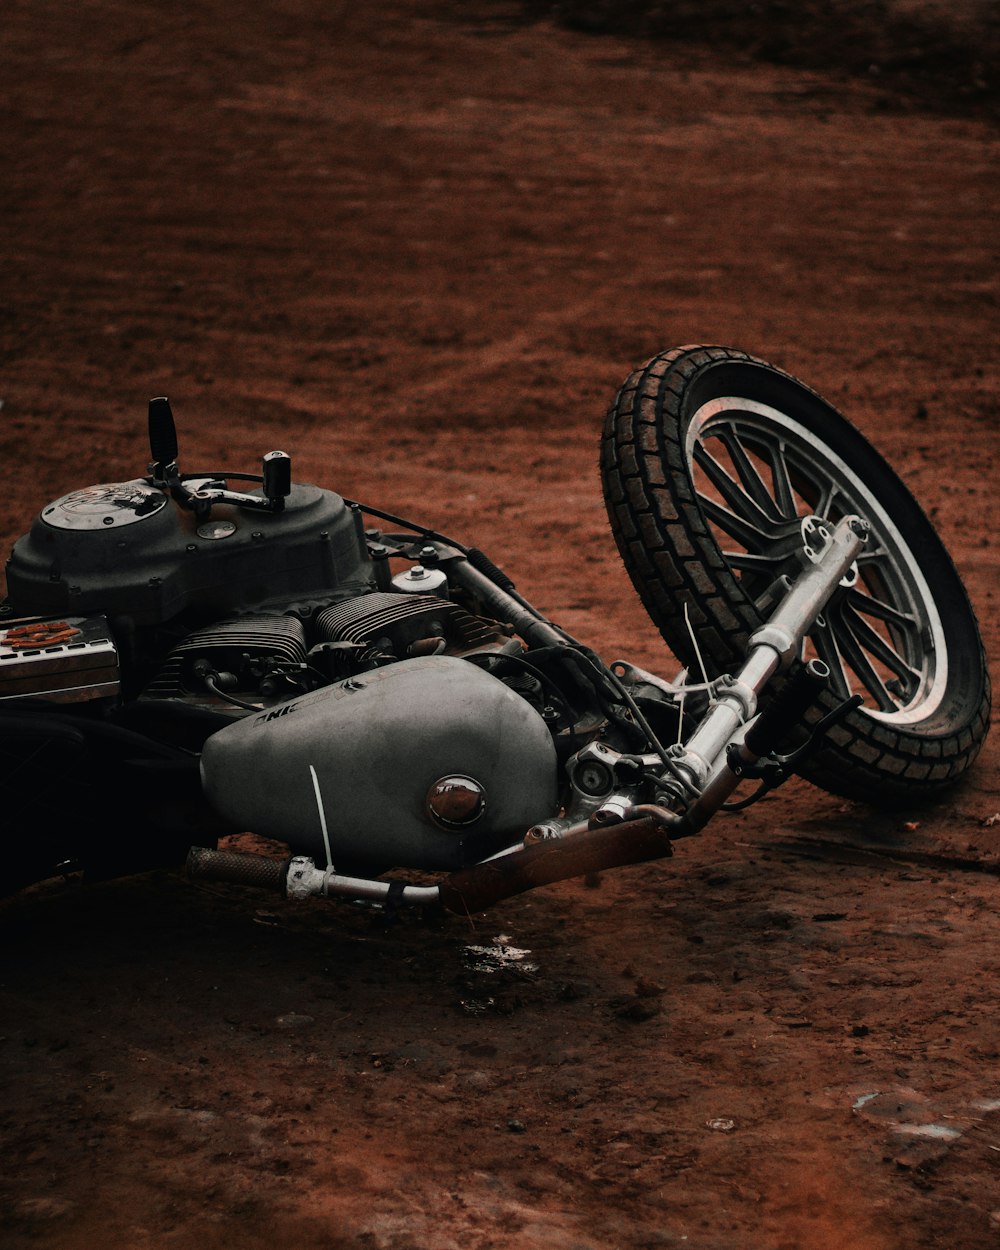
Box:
<box><xmin>199</xmin><ymin>655</ymin><xmax>559</xmax><ymax>871</ymax></box>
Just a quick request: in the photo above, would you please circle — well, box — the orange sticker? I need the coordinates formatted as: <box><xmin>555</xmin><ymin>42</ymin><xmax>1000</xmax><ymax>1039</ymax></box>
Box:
<box><xmin>3</xmin><ymin>621</ymin><xmax>81</xmax><ymax>648</ymax></box>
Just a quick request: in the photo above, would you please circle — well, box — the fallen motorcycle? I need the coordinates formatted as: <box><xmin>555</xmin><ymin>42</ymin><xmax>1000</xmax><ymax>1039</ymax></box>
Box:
<box><xmin>1</xmin><ymin>346</ymin><xmax>990</xmax><ymax>913</ymax></box>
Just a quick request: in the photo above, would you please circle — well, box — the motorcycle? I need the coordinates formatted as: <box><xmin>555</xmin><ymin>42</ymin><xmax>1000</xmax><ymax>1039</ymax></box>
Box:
<box><xmin>0</xmin><ymin>345</ymin><xmax>990</xmax><ymax>915</ymax></box>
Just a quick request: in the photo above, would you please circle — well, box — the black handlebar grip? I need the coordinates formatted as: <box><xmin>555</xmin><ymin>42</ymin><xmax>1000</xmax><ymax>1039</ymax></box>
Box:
<box><xmin>263</xmin><ymin>450</ymin><xmax>292</xmax><ymax>501</ymax></box>
<box><xmin>148</xmin><ymin>396</ymin><xmax>178</xmax><ymax>470</ymax></box>
<box><xmin>744</xmin><ymin>659</ymin><xmax>830</xmax><ymax>758</ymax></box>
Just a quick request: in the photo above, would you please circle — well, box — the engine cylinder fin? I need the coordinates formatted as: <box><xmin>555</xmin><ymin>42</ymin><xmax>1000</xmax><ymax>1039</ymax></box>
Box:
<box><xmin>314</xmin><ymin>592</ymin><xmax>501</xmax><ymax>652</ymax></box>
<box><xmin>143</xmin><ymin>615</ymin><xmax>307</xmax><ymax>699</ymax></box>
<box><xmin>170</xmin><ymin>617</ymin><xmax>306</xmax><ymax>662</ymax></box>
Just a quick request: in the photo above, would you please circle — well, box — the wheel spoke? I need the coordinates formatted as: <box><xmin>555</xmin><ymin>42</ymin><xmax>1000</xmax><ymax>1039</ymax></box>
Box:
<box><xmin>757</xmin><ymin>435</ymin><xmax>798</xmax><ymax>519</ymax></box>
<box><xmin>693</xmin><ymin>443</ymin><xmax>777</xmax><ymax>536</ymax></box>
<box><xmin>723</xmin><ymin>550</ymin><xmax>783</xmax><ymax>575</ymax></box>
<box><xmin>826</xmin><ymin>605</ymin><xmax>904</xmax><ymax>712</ymax></box>
<box><xmin>696</xmin><ymin>494</ymin><xmax>772</xmax><ymax>553</ymax></box>
<box><xmin>814</xmin><ymin>480</ymin><xmax>840</xmax><ymax>520</ymax></box>
<box><xmin>846</xmin><ymin>584</ymin><xmax>917</xmax><ymax>634</ymax></box>
<box><xmin>714</xmin><ymin>428</ymin><xmax>787</xmax><ymax>523</ymax></box>
<box><xmin>841</xmin><ymin>603</ymin><xmax>921</xmax><ymax>694</ymax></box>
<box><xmin>856</xmin><ymin>543</ymin><xmax>889</xmax><ymax>566</ymax></box>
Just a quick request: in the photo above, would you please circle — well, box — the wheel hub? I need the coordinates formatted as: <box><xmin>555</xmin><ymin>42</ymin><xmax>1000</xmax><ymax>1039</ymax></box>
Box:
<box><xmin>798</xmin><ymin>515</ymin><xmax>858</xmax><ymax>587</ymax></box>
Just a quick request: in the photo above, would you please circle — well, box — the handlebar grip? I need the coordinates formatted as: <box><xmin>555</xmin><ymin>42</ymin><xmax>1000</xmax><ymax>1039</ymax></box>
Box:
<box><xmin>263</xmin><ymin>450</ymin><xmax>292</xmax><ymax>502</ymax></box>
<box><xmin>186</xmin><ymin>846</ymin><xmax>288</xmax><ymax>891</ymax></box>
<box><xmin>148</xmin><ymin>396</ymin><xmax>178</xmax><ymax>470</ymax></box>
<box><xmin>743</xmin><ymin>659</ymin><xmax>830</xmax><ymax>758</ymax></box>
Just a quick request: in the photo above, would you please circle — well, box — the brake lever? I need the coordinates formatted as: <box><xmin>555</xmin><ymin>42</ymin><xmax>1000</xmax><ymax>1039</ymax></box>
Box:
<box><xmin>778</xmin><ymin>692</ymin><xmax>865</xmax><ymax>774</ymax></box>
<box><xmin>723</xmin><ymin>689</ymin><xmax>864</xmax><ymax>809</ymax></box>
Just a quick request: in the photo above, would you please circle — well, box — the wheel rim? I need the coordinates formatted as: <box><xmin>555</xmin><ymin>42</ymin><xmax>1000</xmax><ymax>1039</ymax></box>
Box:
<box><xmin>686</xmin><ymin>397</ymin><xmax>947</xmax><ymax>726</ymax></box>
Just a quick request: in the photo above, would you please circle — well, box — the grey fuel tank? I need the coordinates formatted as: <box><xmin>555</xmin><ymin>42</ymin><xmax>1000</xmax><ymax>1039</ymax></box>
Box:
<box><xmin>199</xmin><ymin>655</ymin><xmax>559</xmax><ymax>871</ymax></box>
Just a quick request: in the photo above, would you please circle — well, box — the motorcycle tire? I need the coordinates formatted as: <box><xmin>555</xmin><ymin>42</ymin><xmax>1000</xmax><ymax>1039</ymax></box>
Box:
<box><xmin>600</xmin><ymin>344</ymin><xmax>991</xmax><ymax>804</ymax></box>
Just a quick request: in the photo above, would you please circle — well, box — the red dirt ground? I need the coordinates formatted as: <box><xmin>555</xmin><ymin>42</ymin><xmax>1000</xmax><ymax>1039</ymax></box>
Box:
<box><xmin>1</xmin><ymin>3</ymin><xmax>998</xmax><ymax>1247</ymax></box>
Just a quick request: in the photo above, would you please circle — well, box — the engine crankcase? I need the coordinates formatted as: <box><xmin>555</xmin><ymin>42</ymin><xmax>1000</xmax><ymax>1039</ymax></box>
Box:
<box><xmin>199</xmin><ymin>655</ymin><xmax>559</xmax><ymax>870</ymax></box>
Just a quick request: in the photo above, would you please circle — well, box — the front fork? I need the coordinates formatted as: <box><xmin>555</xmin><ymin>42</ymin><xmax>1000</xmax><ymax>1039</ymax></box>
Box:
<box><xmin>563</xmin><ymin>513</ymin><xmax>869</xmax><ymax>836</ymax></box>
<box><xmin>672</xmin><ymin>513</ymin><xmax>868</xmax><ymax>830</ymax></box>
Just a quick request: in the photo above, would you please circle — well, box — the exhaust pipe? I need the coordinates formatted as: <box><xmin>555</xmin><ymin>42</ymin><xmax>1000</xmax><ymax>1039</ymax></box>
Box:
<box><xmin>437</xmin><ymin>811</ymin><xmax>676</xmax><ymax>915</ymax></box>
<box><xmin>185</xmin><ymin>808</ymin><xmax>678</xmax><ymax>915</ymax></box>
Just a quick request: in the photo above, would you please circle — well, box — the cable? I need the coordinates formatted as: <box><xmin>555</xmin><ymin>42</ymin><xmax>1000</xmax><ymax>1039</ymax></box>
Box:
<box><xmin>567</xmin><ymin>648</ymin><xmax>698</xmax><ymax>798</ymax></box>
<box><xmin>340</xmin><ymin>497</ymin><xmax>471</xmax><ymax>555</ymax></box>
<box><xmin>193</xmin><ymin>661</ymin><xmax>262</xmax><ymax>713</ymax></box>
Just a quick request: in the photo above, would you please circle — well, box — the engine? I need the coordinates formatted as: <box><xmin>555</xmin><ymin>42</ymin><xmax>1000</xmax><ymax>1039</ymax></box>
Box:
<box><xmin>0</xmin><ymin>405</ymin><xmax>563</xmax><ymax>869</ymax></box>
<box><xmin>139</xmin><ymin>587</ymin><xmax>517</xmax><ymax>708</ymax></box>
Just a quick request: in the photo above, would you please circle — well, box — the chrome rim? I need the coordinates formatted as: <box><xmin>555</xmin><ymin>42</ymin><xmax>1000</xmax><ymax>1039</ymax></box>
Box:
<box><xmin>686</xmin><ymin>397</ymin><xmax>946</xmax><ymax>725</ymax></box>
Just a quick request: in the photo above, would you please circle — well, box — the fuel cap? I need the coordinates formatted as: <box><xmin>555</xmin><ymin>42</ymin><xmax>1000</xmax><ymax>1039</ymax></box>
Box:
<box><xmin>426</xmin><ymin>775</ymin><xmax>487</xmax><ymax>829</ymax></box>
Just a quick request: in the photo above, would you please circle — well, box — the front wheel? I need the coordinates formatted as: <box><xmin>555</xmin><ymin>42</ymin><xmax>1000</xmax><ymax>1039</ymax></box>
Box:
<box><xmin>600</xmin><ymin>345</ymin><xmax>990</xmax><ymax>804</ymax></box>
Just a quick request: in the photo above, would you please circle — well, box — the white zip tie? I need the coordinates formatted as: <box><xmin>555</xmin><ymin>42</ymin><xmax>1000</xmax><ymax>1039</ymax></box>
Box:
<box><xmin>684</xmin><ymin>600</ymin><xmax>711</xmax><ymax>689</ymax></box>
<box><xmin>676</xmin><ymin>670</ymin><xmax>687</xmax><ymax>746</ymax></box>
<box><xmin>309</xmin><ymin>764</ymin><xmax>334</xmax><ymax>871</ymax></box>
<box><xmin>679</xmin><ymin>601</ymin><xmax>713</xmax><ymax>745</ymax></box>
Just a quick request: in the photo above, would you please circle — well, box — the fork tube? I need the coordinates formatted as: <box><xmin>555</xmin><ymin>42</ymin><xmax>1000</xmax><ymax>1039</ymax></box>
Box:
<box><xmin>678</xmin><ymin>515</ymin><xmax>868</xmax><ymax>829</ymax></box>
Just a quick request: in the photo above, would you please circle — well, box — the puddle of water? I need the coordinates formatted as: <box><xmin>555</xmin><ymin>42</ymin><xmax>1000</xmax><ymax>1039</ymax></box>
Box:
<box><xmin>894</xmin><ymin>1123</ymin><xmax>962</xmax><ymax>1141</ymax></box>
<box><xmin>849</xmin><ymin>1085</ymin><xmax>998</xmax><ymax>1161</ymax></box>
<box><xmin>463</xmin><ymin>934</ymin><xmax>539</xmax><ymax>976</ymax></box>
<box><xmin>457</xmin><ymin>934</ymin><xmax>540</xmax><ymax>1015</ymax></box>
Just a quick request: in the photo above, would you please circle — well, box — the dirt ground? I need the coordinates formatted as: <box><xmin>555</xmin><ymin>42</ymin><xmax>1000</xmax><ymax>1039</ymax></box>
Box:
<box><xmin>2</xmin><ymin>2</ymin><xmax>999</xmax><ymax>1247</ymax></box>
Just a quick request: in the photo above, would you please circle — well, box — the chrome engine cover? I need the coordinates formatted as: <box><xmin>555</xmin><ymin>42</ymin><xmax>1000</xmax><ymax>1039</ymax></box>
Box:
<box><xmin>199</xmin><ymin>655</ymin><xmax>559</xmax><ymax>870</ymax></box>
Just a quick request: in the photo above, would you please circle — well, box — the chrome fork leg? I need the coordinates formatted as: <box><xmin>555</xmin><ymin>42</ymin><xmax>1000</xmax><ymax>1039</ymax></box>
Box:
<box><xmin>676</xmin><ymin>515</ymin><xmax>869</xmax><ymax>829</ymax></box>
